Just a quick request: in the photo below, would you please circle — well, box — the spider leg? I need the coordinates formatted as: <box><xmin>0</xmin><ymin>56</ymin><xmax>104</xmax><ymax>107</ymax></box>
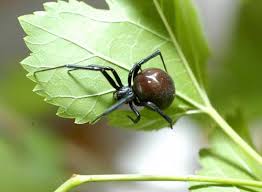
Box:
<box><xmin>127</xmin><ymin>102</ymin><xmax>141</xmax><ymax>123</ymax></box>
<box><xmin>34</xmin><ymin>64</ymin><xmax>122</xmax><ymax>90</ymax></box>
<box><xmin>128</xmin><ymin>49</ymin><xmax>167</xmax><ymax>86</ymax></box>
<box><xmin>137</xmin><ymin>49</ymin><xmax>167</xmax><ymax>72</ymax></box>
<box><xmin>33</xmin><ymin>65</ymin><xmax>66</xmax><ymax>75</ymax></box>
<box><xmin>141</xmin><ymin>101</ymin><xmax>173</xmax><ymax>128</ymax></box>
<box><xmin>68</xmin><ymin>64</ymin><xmax>123</xmax><ymax>88</ymax></box>
<box><xmin>92</xmin><ymin>95</ymin><xmax>134</xmax><ymax>123</ymax></box>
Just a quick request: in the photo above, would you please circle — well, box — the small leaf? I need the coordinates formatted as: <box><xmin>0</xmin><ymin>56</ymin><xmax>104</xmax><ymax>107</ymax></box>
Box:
<box><xmin>19</xmin><ymin>0</ymin><xmax>208</xmax><ymax>127</ymax></box>
<box><xmin>190</xmin><ymin>112</ymin><xmax>262</xmax><ymax>192</ymax></box>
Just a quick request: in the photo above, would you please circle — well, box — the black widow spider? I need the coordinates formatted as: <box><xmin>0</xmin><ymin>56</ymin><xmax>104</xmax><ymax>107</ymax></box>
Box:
<box><xmin>34</xmin><ymin>50</ymin><xmax>176</xmax><ymax>128</ymax></box>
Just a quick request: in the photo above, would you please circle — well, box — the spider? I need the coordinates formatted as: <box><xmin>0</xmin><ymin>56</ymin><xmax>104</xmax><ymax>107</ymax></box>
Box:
<box><xmin>34</xmin><ymin>50</ymin><xmax>175</xmax><ymax>128</ymax></box>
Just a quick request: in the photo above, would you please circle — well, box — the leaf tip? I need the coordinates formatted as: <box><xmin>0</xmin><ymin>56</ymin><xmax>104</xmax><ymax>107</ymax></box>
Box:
<box><xmin>17</xmin><ymin>15</ymin><xmax>25</xmax><ymax>23</ymax></box>
<box><xmin>74</xmin><ymin>118</ymin><xmax>89</xmax><ymax>125</ymax></box>
<box><xmin>43</xmin><ymin>1</ymin><xmax>57</xmax><ymax>11</ymax></box>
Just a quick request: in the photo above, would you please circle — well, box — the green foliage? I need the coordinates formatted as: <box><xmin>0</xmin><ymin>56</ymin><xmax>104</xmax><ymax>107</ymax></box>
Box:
<box><xmin>17</xmin><ymin>1</ymin><xmax>262</xmax><ymax>192</ymax></box>
<box><xmin>109</xmin><ymin>104</ymin><xmax>186</xmax><ymax>130</ymax></box>
<box><xmin>210</xmin><ymin>1</ymin><xmax>262</xmax><ymax>120</ymax></box>
<box><xmin>226</xmin><ymin>109</ymin><xmax>255</xmax><ymax>147</ymax></box>
<box><xmin>190</xmin><ymin>112</ymin><xmax>262</xmax><ymax>192</ymax></box>
<box><xmin>157</xmin><ymin>0</ymin><xmax>209</xmax><ymax>86</ymax></box>
<box><xmin>19</xmin><ymin>0</ymin><xmax>209</xmax><ymax>129</ymax></box>
<box><xmin>0</xmin><ymin>65</ymin><xmax>53</xmax><ymax>118</ymax></box>
<box><xmin>0</xmin><ymin>116</ymin><xmax>66</xmax><ymax>192</ymax></box>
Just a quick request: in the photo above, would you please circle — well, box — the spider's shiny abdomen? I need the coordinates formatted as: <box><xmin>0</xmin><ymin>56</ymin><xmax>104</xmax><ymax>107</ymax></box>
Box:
<box><xmin>133</xmin><ymin>68</ymin><xmax>175</xmax><ymax>109</ymax></box>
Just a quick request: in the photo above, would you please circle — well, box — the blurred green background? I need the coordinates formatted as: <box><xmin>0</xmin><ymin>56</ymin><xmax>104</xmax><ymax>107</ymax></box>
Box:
<box><xmin>0</xmin><ymin>0</ymin><xmax>261</xmax><ymax>192</ymax></box>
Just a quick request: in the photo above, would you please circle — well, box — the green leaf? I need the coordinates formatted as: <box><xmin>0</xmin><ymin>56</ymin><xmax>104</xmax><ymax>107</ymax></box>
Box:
<box><xmin>109</xmin><ymin>102</ymin><xmax>190</xmax><ymax>130</ymax></box>
<box><xmin>0</xmin><ymin>114</ymin><xmax>66</xmax><ymax>191</ymax></box>
<box><xmin>156</xmin><ymin>0</ymin><xmax>209</xmax><ymax>86</ymax></box>
<box><xmin>0</xmin><ymin>64</ymin><xmax>53</xmax><ymax>118</ymax></box>
<box><xmin>19</xmin><ymin>0</ymin><xmax>208</xmax><ymax>127</ymax></box>
<box><xmin>226</xmin><ymin>109</ymin><xmax>255</xmax><ymax>147</ymax></box>
<box><xmin>190</xmin><ymin>112</ymin><xmax>262</xmax><ymax>192</ymax></box>
<box><xmin>210</xmin><ymin>1</ymin><xmax>262</xmax><ymax>120</ymax></box>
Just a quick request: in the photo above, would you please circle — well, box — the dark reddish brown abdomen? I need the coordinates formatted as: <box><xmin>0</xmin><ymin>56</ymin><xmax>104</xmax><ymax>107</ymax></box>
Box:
<box><xmin>133</xmin><ymin>68</ymin><xmax>175</xmax><ymax>109</ymax></box>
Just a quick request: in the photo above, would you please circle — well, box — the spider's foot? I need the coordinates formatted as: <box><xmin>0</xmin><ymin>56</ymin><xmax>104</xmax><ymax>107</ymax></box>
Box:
<box><xmin>127</xmin><ymin>115</ymin><xmax>140</xmax><ymax>124</ymax></box>
<box><xmin>67</xmin><ymin>69</ymin><xmax>77</xmax><ymax>74</ymax></box>
<box><xmin>168</xmin><ymin>120</ymin><xmax>174</xmax><ymax>129</ymax></box>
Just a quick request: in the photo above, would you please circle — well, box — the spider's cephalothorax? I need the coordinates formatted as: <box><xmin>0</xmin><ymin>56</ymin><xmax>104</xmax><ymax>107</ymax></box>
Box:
<box><xmin>113</xmin><ymin>86</ymin><xmax>134</xmax><ymax>101</ymax></box>
<box><xmin>34</xmin><ymin>50</ymin><xmax>175</xmax><ymax>128</ymax></box>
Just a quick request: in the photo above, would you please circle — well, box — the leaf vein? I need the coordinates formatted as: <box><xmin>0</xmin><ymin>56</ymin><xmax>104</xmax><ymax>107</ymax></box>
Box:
<box><xmin>49</xmin><ymin>89</ymin><xmax>115</xmax><ymax>100</ymax></box>
<box><xmin>21</xmin><ymin>19</ymin><xmax>130</xmax><ymax>71</ymax></box>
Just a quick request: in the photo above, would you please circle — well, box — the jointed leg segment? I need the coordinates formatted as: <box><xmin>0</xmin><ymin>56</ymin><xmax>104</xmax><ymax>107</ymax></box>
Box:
<box><xmin>34</xmin><ymin>64</ymin><xmax>123</xmax><ymax>90</ymax></box>
<box><xmin>127</xmin><ymin>102</ymin><xmax>141</xmax><ymax>123</ymax></box>
<box><xmin>33</xmin><ymin>52</ymin><xmax>173</xmax><ymax>128</ymax></box>
<box><xmin>128</xmin><ymin>49</ymin><xmax>167</xmax><ymax>86</ymax></box>
<box><xmin>92</xmin><ymin>95</ymin><xmax>134</xmax><ymax>123</ymax></box>
<box><xmin>141</xmin><ymin>101</ymin><xmax>173</xmax><ymax>128</ymax></box>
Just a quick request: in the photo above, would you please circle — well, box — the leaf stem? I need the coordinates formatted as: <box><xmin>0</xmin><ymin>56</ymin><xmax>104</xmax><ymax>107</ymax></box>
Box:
<box><xmin>153</xmin><ymin>0</ymin><xmax>209</xmax><ymax>105</ymax></box>
<box><xmin>152</xmin><ymin>0</ymin><xmax>262</xmax><ymax>165</ymax></box>
<box><xmin>207</xmin><ymin>106</ymin><xmax>262</xmax><ymax>165</ymax></box>
<box><xmin>55</xmin><ymin>174</ymin><xmax>262</xmax><ymax>192</ymax></box>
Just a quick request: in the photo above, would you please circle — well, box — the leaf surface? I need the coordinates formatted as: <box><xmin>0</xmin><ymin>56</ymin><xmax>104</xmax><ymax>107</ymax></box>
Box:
<box><xmin>19</xmin><ymin>0</ymin><xmax>208</xmax><ymax>127</ymax></box>
<box><xmin>156</xmin><ymin>0</ymin><xmax>209</xmax><ymax>86</ymax></box>
<box><xmin>190</xmin><ymin>112</ymin><xmax>262</xmax><ymax>192</ymax></box>
<box><xmin>210</xmin><ymin>1</ymin><xmax>262</xmax><ymax>120</ymax></box>
<box><xmin>0</xmin><ymin>109</ymin><xmax>66</xmax><ymax>191</ymax></box>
